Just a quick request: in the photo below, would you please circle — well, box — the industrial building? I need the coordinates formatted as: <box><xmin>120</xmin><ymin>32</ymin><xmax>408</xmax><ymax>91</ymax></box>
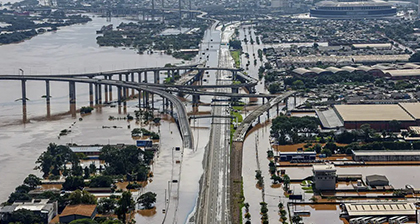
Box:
<box><xmin>341</xmin><ymin>202</ymin><xmax>417</xmax><ymax>222</ymax></box>
<box><xmin>332</xmin><ymin>103</ymin><xmax>420</xmax><ymax>130</ymax></box>
<box><xmin>278</xmin><ymin>151</ymin><xmax>316</xmax><ymax>161</ymax></box>
<box><xmin>290</xmin><ymin>62</ymin><xmax>420</xmax><ymax>79</ymax></box>
<box><xmin>310</xmin><ymin>1</ymin><xmax>396</xmax><ymax>18</ymax></box>
<box><xmin>312</xmin><ymin>164</ymin><xmax>337</xmax><ymax>190</ymax></box>
<box><xmin>353</xmin><ymin>150</ymin><xmax>420</xmax><ymax>161</ymax></box>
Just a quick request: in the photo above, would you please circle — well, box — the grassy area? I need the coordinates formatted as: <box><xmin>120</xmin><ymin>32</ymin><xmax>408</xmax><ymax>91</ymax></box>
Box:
<box><xmin>230</xmin><ymin>50</ymin><xmax>241</xmax><ymax>68</ymax></box>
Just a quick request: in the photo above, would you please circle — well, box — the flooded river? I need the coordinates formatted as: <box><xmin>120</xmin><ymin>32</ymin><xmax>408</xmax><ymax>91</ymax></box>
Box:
<box><xmin>0</xmin><ymin>15</ymin><xmax>184</xmax><ymax>202</ymax></box>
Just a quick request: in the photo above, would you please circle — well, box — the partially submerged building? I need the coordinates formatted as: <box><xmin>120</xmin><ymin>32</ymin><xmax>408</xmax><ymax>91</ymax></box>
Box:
<box><xmin>313</xmin><ymin>164</ymin><xmax>337</xmax><ymax>190</ymax></box>
<box><xmin>341</xmin><ymin>202</ymin><xmax>417</xmax><ymax>222</ymax></box>
<box><xmin>365</xmin><ymin>175</ymin><xmax>389</xmax><ymax>187</ymax></box>
<box><xmin>353</xmin><ymin>150</ymin><xmax>420</xmax><ymax>161</ymax></box>
<box><xmin>0</xmin><ymin>199</ymin><xmax>57</xmax><ymax>224</ymax></box>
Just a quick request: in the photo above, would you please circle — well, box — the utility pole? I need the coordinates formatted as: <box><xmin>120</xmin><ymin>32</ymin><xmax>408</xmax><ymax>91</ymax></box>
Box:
<box><xmin>179</xmin><ymin>0</ymin><xmax>182</xmax><ymax>28</ymax></box>
<box><xmin>152</xmin><ymin>0</ymin><xmax>155</xmax><ymax>20</ymax></box>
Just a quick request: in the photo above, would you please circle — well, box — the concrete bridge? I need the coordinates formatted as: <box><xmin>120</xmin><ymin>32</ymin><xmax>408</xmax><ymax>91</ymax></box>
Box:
<box><xmin>0</xmin><ymin>75</ymin><xmax>194</xmax><ymax>149</ymax></box>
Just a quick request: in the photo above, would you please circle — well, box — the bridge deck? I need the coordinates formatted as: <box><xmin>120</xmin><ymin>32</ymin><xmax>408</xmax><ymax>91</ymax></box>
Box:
<box><xmin>233</xmin><ymin>91</ymin><xmax>295</xmax><ymax>142</ymax></box>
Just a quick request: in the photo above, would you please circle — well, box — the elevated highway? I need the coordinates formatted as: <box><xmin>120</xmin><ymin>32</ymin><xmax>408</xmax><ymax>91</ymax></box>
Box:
<box><xmin>0</xmin><ymin>75</ymin><xmax>194</xmax><ymax>149</ymax></box>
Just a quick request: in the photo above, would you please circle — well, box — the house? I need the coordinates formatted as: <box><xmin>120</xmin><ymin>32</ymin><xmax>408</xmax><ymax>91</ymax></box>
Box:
<box><xmin>58</xmin><ymin>204</ymin><xmax>97</xmax><ymax>223</ymax></box>
<box><xmin>0</xmin><ymin>199</ymin><xmax>57</xmax><ymax>224</ymax></box>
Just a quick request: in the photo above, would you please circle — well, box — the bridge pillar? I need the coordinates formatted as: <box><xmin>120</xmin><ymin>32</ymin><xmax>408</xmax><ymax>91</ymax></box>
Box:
<box><xmin>69</xmin><ymin>81</ymin><xmax>76</xmax><ymax>117</ymax></box>
<box><xmin>151</xmin><ymin>93</ymin><xmax>154</xmax><ymax>109</ymax></box>
<box><xmin>89</xmin><ymin>82</ymin><xmax>94</xmax><ymax>107</ymax></box>
<box><xmin>154</xmin><ymin>70</ymin><xmax>159</xmax><ymax>84</ymax></box>
<box><xmin>98</xmin><ymin>84</ymin><xmax>102</xmax><ymax>105</ymax></box>
<box><xmin>94</xmin><ymin>84</ymin><xmax>99</xmax><ymax>105</ymax></box>
<box><xmin>145</xmin><ymin>92</ymin><xmax>149</xmax><ymax>108</ymax></box>
<box><xmin>131</xmin><ymin>72</ymin><xmax>135</xmax><ymax>96</ymax></box>
<box><xmin>46</xmin><ymin>80</ymin><xmax>51</xmax><ymax>118</ymax></box>
<box><xmin>276</xmin><ymin>103</ymin><xmax>279</xmax><ymax>116</ymax></box>
<box><xmin>170</xmin><ymin>101</ymin><xmax>173</xmax><ymax>116</ymax></box>
<box><xmin>119</xmin><ymin>74</ymin><xmax>122</xmax><ymax>81</ymax></box>
<box><xmin>117</xmin><ymin>86</ymin><xmax>122</xmax><ymax>114</ymax></box>
<box><xmin>138</xmin><ymin>72</ymin><xmax>142</xmax><ymax>83</ymax></box>
<box><xmin>262</xmin><ymin>97</ymin><xmax>265</xmax><ymax>105</ymax></box>
<box><xmin>233</xmin><ymin>71</ymin><xmax>238</xmax><ymax>80</ymax></box>
<box><xmin>125</xmin><ymin>74</ymin><xmax>129</xmax><ymax>97</ymax></box>
<box><xmin>294</xmin><ymin>95</ymin><xmax>297</xmax><ymax>109</ymax></box>
<box><xmin>146</xmin><ymin>71</ymin><xmax>149</xmax><ymax>83</ymax></box>
<box><xmin>104</xmin><ymin>76</ymin><xmax>109</xmax><ymax>103</ymax></box>
<box><xmin>267</xmin><ymin>106</ymin><xmax>270</xmax><ymax>119</ymax></box>
<box><xmin>21</xmin><ymin>79</ymin><xmax>27</xmax><ymax>123</ymax></box>
<box><xmin>138</xmin><ymin>89</ymin><xmax>141</xmax><ymax>110</ymax></box>
<box><xmin>108</xmin><ymin>75</ymin><xmax>113</xmax><ymax>101</ymax></box>
<box><xmin>123</xmin><ymin>87</ymin><xmax>127</xmax><ymax>113</ymax></box>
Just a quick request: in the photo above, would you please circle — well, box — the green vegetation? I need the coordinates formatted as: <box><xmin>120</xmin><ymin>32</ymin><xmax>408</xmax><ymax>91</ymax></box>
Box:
<box><xmin>89</xmin><ymin>175</ymin><xmax>113</xmax><ymax>188</ymax></box>
<box><xmin>271</xmin><ymin>115</ymin><xmax>319</xmax><ymax>145</ymax></box>
<box><xmin>0</xmin><ymin>12</ymin><xmax>91</xmax><ymax>44</ymax></box>
<box><xmin>284</xmin><ymin>73</ymin><xmax>375</xmax><ymax>90</ymax></box>
<box><xmin>99</xmin><ymin>145</ymin><xmax>150</xmax><ymax>182</ymax></box>
<box><xmin>131</xmin><ymin>128</ymin><xmax>160</xmax><ymax>139</ymax></box>
<box><xmin>69</xmin><ymin>190</ymin><xmax>97</xmax><ymax>205</ymax></box>
<box><xmin>80</xmin><ymin>106</ymin><xmax>94</xmax><ymax>114</ymax></box>
<box><xmin>115</xmin><ymin>191</ymin><xmax>135</xmax><ymax>224</ymax></box>
<box><xmin>35</xmin><ymin>143</ymin><xmax>81</xmax><ymax>178</ymax></box>
<box><xmin>231</xmin><ymin>50</ymin><xmax>241</xmax><ymax>68</ymax></box>
<box><xmin>229</xmin><ymin>39</ymin><xmax>242</xmax><ymax>50</ymax></box>
<box><xmin>138</xmin><ymin>192</ymin><xmax>157</xmax><ymax>209</ymax></box>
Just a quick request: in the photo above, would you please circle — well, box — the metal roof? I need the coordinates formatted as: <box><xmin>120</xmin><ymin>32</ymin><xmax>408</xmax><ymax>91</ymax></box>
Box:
<box><xmin>317</xmin><ymin>1</ymin><xmax>393</xmax><ymax>7</ymax></box>
<box><xmin>344</xmin><ymin>202</ymin><xmax>416</xmax><ymax>217</ymax></box>
<box><xmin>334</xmin><ymin>104</ymin><xmax>415</xmax><ymax>122</ymax></box>
<box><xmin>385</xmin><ymin>69</ymin><xmax>420</xmax><ymax>77</ymax></box>
<box><xmin>353</xmin><ymin>150</ymin><xmax>420</xmax><ymax>156</ymax></box>
<box><xmin>399</xmin><ymin>103</ymin><xmax>420</xmax><ymax>119</ymax></box>
<box><xmin>69</xmin><ymin>146</ymin><xmax>103</xmax><ymax>153</ymax></box>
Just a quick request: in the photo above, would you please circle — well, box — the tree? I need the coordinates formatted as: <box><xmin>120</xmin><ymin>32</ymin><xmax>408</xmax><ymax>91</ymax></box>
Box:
<box><xmin>292</xmin><ymin>215</ymin><xmax>302</xmax><ymax>224</ymax></box>
<box><xmin>97</xmin><ymin>197</ymin><xmax>117</xmax><ymax>214</ymax></box>
<box><xmin>7</xmin><ymin>209</ymin><xmax>42</xmax><ymax>224</ymax></box>
<box><xmin>115</xmin><ymin>191</ymin><xmax>135</xmax><ymax>223</ymax></box>
<box><xmin>35</xmin><ymin>143</ymin><xmax>79</xmax><ymax>178</ymax></box>
<box><xmin>278</xmin><ymin>202</ymin><xmax>284</xmax><ymax>210</ymax></box>
<box><xmin>320</xmin><ymin>148</ymin><xmax>332</xmax><ymax>157</ymax></box>
<box><xmin>89</xmin><ymin>163</ymin><xmax>97</xmax><ymax>175</ymax></box>
<box><xmin>23</xmin><ymin>174</ymin><xmax>41</xmax><ymax>189</ymax></box>
<box><xmin>271</xmin><ymin>174</ymin><xmax>282</xmax><ymax>184</ymax></box>
<box><xmin>389</xmin><ymin>119</ymin><xmax>401</xmax><ymax>132</ymax></box>
<box><xmin>283</xmin><ymin>174</ymin><xmax>290</xmax><ymax>191</ymax></box>
<box><xmin>138</xmin><ymin>192</ymin><xmax>157</xmax><ymax>209</ymax></box>
<box><xmin>69</xmin><ymin>219</ymin><xmax>99</xmax><ymax>224</ymax></box>
<box><xmin>89</xmin><ymin>175</ymin><xmax>113</xmax><ymax>188</ymax></box>
<box><xmin>84</xmin><ymin>166</ymin><xmax>90</xmax><ymax>179</ymax></box>
<box><xmin>62</xmin><ymin>176</ymin><xmax>84</xmax><ymax>191</ymax></box>
<box><xmin>69</xmin><ymin>190</ymin><xmax>97</xmax><ymax>205</ymax></box>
